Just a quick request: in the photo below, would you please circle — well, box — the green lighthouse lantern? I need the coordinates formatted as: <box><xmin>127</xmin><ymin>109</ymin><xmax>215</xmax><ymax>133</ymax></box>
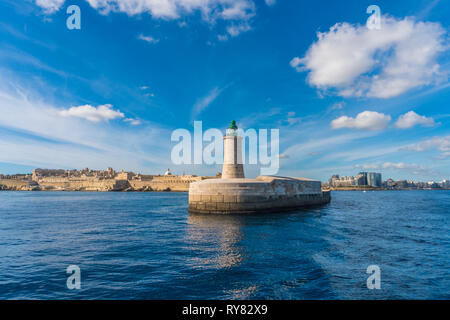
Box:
<box><xmin>228</xmin><ymin>120</ymin><xmax>238</xmax><ymax>130</ymax></box>
<box><xmin>226</xmin><ymin>120</ymin><xmax>238</xmax><ymax>136</ymax></box>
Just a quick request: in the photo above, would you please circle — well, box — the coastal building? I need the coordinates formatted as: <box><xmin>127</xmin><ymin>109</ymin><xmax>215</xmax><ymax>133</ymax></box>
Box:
<box><xmin>329</xmin><ymin>174</ymin><xmax>340</xmax><ymax>187</ymax></box>
<box><xmin>428</xmin><ymin>181</ymin><xmax>440</xmax><ymax>189</ymax></box>
<box><xmin>385</xmin><ymin>178</ymin><xmax>395</xmax><ymax>189</ymax></box>
<box><xmin>329</xmin><ymin>171</ymin><xmax>382</xmax><ymax>188</ymax></box>
<box><xmin>333</xmin><ymin>176</ymin><xmax>357</xmax><ymax>187</ymax></box>
<box><xmin>32</xmin><ymin>169</ymin><xmax>66</xmax><ymax>181</ymax></box>
<box><xmin>116</xmin><ymin>170</ymin><xmax>135</xmax><ymax>180</ymax></box>
<box><xmin>367</xmin><ymin>172</ymin><xmax>382</xmax><ymax>188</ymax></box>
<box><xmin>357</xmin><ymin>172</ymin><xmax>368</xmax><ymax>186</ymax></box>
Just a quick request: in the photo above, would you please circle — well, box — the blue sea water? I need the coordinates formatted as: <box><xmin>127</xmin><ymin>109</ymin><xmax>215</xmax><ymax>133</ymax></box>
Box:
<box><xmin>0</xmin><ymin>190</ymin><xmax>449</xmax><ymax>300</ymax></box>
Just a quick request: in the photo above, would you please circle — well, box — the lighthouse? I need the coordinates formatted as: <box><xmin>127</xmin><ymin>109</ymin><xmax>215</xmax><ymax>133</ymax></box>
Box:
<box><xmin>188</xmin><ymin>120</ymin><xmax>330</xmax><ymax>214</ymax></box>
<box><xmin>221</xmin><ymin>120</ymin><xmax>245</xmax><ymax>179</ymax></box>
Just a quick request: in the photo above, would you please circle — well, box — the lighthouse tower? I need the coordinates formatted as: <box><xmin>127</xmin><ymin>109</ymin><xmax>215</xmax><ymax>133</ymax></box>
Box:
<box><xmin>222</xmin><ymin>120</ymin><xmax>245</xmax><ymax>179</ymax></box>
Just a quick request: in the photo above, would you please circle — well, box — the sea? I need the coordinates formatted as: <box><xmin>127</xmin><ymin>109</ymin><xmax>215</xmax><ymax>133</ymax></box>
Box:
<box><xmin>0</xmin><ymin>190</ymin><xmax>448</xmax><ymax>299</ymax></box>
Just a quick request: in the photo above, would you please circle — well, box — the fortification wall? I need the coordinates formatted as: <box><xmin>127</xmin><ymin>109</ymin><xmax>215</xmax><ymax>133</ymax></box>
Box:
<box><xmin>37</xmin><ymin>178</ymin><xmax>129</xmax><ymax>191</ymax></box>
<box><xmin>128</xmin><ymin>175</ymin><xmax>204</xmax><ymax>191</ymax></box>
<box><xmin>0</xmin><ymin>179</ymin><xmax>39</xmax><ymax>191</ymax></box>
<box><xmin>130</xmin><ymin>180</ymin><xmax>191</xmax><ymax>192</ymax></box>
<box><xmin>39</xmin><ymin>177</ymin><xmax>104</xmax><ymax>183</ymax></box>
<box><xmin>1</xmin><ymin>174</ymin><xmax>211</xmax><ymax>192</ymax></box>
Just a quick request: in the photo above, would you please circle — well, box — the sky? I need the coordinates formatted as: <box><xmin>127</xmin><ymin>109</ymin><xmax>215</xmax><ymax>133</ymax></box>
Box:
<box><xmin>0</xmin><ymin>0</ymin><xmax>449</xmax><ymax>182</ymax></box>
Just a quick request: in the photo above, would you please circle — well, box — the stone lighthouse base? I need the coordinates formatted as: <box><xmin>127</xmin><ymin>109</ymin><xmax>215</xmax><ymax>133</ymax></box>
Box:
<box><xmin>188</xmin><ymin>176</ymin><xmax>331</xmax><ymax>214</ymax></box>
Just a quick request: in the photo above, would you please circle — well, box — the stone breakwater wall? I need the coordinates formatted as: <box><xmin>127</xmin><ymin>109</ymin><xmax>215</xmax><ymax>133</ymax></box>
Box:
<box><xmin>188</xmin><ymin>176</ymin><xmax>331</xmax><ymax>214</ymax></box>
<box><xmin>0</xmin><ymin>177</ymin><xmax>198</xmax><ymax>192</ymax></box>
<box><xmin>0</xmin><ymin>179</ymin><xmax>39</xmax><ymax>191</ymax></box>
<box><xmin>129</xmin><ymin>180</ymin><xmax>190</xmax><ymax>192</ymax></box>
<box><xmin>35</xmin><ymin>178</ymin><xmax>130</xmax><ymax>191</ymax></box>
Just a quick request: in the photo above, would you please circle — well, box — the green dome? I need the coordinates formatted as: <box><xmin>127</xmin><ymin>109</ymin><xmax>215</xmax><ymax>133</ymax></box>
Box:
<box><xmin>228</xmin><ymin>120</ymin><xmax>238</xmax><ymax>130</ymax></box>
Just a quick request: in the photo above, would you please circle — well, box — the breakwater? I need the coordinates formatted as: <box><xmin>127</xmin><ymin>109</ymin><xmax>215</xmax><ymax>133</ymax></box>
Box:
<box><xmin>189</xmin><ymin>176</ymin><xmax>331</xmax><ymax>214</ymax></box>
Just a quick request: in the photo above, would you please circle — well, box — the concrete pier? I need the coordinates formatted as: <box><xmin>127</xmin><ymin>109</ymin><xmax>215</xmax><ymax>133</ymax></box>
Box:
<box><xmin>189</xmin><ymin>176</ymin><xmax>331</xmax><ymax>214</ymax></box>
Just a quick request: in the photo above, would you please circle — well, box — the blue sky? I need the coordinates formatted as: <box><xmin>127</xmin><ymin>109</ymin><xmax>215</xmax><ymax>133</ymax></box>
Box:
<box><xmin>0</xmin><ymin>0</ymin><xmax>449</xmax><ymax>181</ymax></box>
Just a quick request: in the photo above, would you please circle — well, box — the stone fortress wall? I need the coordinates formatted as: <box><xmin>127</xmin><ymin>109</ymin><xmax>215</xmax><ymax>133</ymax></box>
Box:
<box><xmin>0</xmin><ymin>168</ymin><xmax>215</xmax><ymax>192</ymax></box>
<box><xmin>0</xmin><ymin>179</ymin><xmax>39</xmax><ymax>191</ymax></box>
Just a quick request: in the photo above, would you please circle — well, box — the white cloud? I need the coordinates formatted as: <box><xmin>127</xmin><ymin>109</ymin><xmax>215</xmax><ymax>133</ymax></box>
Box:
<box><xmin>265</xmin><ymin>0</ymin><xmax>276</xmax><ymax>6</ymax></box>
<box><xmin>34</xmin><ymin>0</ymin><xmax>257</xmax><ymax>37</ymax></box>
<box><xmin>292</xmin><ymin>16</ymin><xmax>448</xmax><ymax>98</ymax></box>
<box><xmin>124</xmin><ymin>118</ymin><xmax>142</xmax><ymax>125</ymax></box>
<box><xmin>35</xmin><ymin>0</ymin><xmax>255</xmax><ymax>21</ymax></box>
<box><xmin>139</xmin><ymin>86</ymin><xmax>155</xmax><ymax>97</ymax></box>
<box><xmin>395</xmin><ymin>111</ymin><xmax>435</xmax><ymax>129</ymax></box>
<box><xmin>331</xmin><ymin>111</ymin><xmax>391</xmax><ymax>131</ymax></box>
<box><xmin>403</xmin><ymin>135</ymin><xmax>450</xmax><ymax>158</ymax></box>
<box><xmin>382</xmin><ymin>162</ymin><xmax>421</xmax><ymax>170</ymax></box>
<box><xmin>289</xmin><ymin>57</ymin><xmax>303</xmax><ymax>72</ymax></box>
<box><xmin>31</xmin><ymin>0</ymin><xmax>265</xmax><ymax>42</ymax></box>
<box><xmin>34</xmin><ymin>0</ymin><xmax>65</xmax><ymax>13</ymax></box>
<box><xmin>226</xmin><ymin>22</ymin><xmax>251</xmax><ymax>37</ymax></box>
<box><xmin>138</xmin><ymin>34</ymin><xmax>160</xmax><ymax>44</ymax></box>
<box><xmin>354</xmin><ymin>163</ymin><xmax>380</xmax><ymax>170</ymax></box>
<box><xmin>217</xmin><ymin>34</ymin><xmax>229</xmax><ymax>42</ymax></box>
<box><xmin>330</xmin><ymin>102</ymin><xmax>346</xmax><ymax>110</ymax></box>
<box><xmin>59</xmin><ymin>104</ymin><xmax>125</xmax><ymax>122</ymax></box>
<box><xmin>219</xmin><ymin>0</ymin><xmax>255</xmax><ymax>20</ymax></box>
<box><xmin>286</xmin><ymin>111</ymin><xmax>301</xmax><ymax>125</ymax></box>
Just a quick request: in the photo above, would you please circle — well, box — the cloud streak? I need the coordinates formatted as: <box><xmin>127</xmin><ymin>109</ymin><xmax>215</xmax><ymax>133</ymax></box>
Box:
<box><xmin>138</xmin><ymin>34</ymin><xmax>160</xmax><ymax>44</ymax></box>
<box><xmin>191</xmin><ymin>86</ymin><xmax>226</xmax><ymax>120</ymax></box>
<box><xmin>355</xmin><ymin>162</ymin><xmax>436</xmax><ymax>176</ymax></box>
<box><xmin>403</xmin><ymin>135</ymin><xmax>450</xmax><ymax>159</ymax></box>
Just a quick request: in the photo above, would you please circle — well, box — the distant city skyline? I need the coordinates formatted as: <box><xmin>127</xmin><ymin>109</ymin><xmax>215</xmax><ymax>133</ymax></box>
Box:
<box><xmin>0</xmin><ymin>0</ymin><xmax>449</xmax><ymax>182</ymax></box>
<box><xmin>328</xmin><ymin>170</ymin><xmax>450</xmax><ymax>186</ymax></box>
<box><xmin>1</xmin><ymin>166</ymin><xmax>449</xmax><ymax>185</ymax></box>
